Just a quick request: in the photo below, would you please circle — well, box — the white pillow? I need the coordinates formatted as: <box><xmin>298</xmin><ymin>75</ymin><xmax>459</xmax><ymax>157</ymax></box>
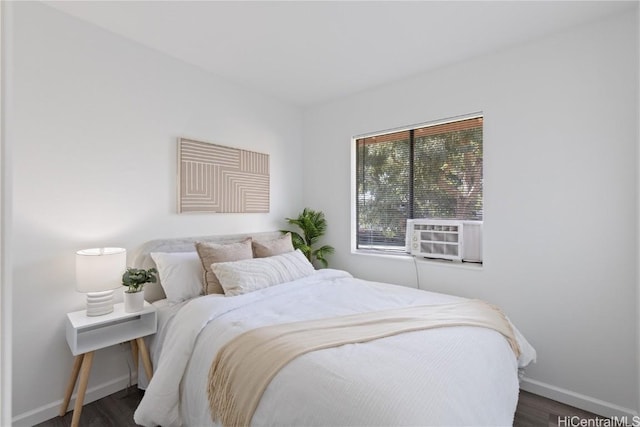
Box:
<box><xmin>150</xmin><ymin>252</ymin><xmax>204</xmax><ymax>303</ymax></box>
<box><xmin>212</xmin><ymin>249</ymin><xmax>315</xmax><ymax>296</ymax></box>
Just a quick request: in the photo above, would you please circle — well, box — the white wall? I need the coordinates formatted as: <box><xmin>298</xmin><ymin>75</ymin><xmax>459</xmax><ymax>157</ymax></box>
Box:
<box><xmin>303</xmin><ymin>10</ymin><xmax>639</xmax><ymax>417</ymax></box>
<box><xmin>0</xmin><ymin>2</ymin><xmax>11</xmax><ymax>426</ymax></box>
<box><xmin>9</xmin><ymin>2</ymin><xmax>302</xmax><ymax>424</ymax></box>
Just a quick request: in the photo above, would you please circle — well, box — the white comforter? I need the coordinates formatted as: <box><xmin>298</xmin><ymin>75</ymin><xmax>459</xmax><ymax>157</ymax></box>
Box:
<box><xmin>134</xmin><ymin>269</ymin><xmax>535</xmax><ymax>427</ymax></box>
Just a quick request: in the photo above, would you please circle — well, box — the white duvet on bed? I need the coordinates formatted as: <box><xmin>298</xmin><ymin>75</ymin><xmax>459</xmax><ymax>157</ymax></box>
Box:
<box><xmin>134</xmin><ymin>269</ymin><xmax>535</xmax><ymax>427</ymax></box>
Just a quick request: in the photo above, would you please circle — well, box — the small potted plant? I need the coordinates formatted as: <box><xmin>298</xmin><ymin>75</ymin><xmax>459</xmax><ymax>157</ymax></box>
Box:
<box><xmin>122</xmin><ymin>267</ymin><xmax>157</xmax><ymax>312</ymax></box>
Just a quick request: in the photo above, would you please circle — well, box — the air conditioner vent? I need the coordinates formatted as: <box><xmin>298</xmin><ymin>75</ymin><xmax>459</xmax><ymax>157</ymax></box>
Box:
<box><xmin>406</xmin><ymin>219</ymin><xmax>482</xmax><ymax>263</ymax></box>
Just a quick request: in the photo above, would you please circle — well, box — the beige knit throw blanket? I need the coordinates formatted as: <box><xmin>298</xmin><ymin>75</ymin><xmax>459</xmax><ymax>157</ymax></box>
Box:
<box><xmin>207</xmin><ymin>299</ymin><xmax>520</xmax><ymax>427</ymax></box>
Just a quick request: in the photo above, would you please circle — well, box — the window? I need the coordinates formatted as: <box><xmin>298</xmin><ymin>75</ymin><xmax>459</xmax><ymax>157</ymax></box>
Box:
<box><xmin>355</xmin><ymin>115</ymin><xmax>483</xmax><ymax>253</ymax></box>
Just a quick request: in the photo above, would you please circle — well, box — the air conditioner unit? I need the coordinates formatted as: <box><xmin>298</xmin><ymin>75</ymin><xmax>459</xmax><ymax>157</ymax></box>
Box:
<box><xmin>406</xmin><ymin>219</ymin><xmax>483</xmax><ymax>263</ymax></box>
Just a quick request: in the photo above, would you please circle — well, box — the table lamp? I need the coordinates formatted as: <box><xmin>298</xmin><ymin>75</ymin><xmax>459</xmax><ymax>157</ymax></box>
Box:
<box><xmin>76</xmin><ymin>247</ymin><xmax>126</xmax><ymax>316</ymax></box>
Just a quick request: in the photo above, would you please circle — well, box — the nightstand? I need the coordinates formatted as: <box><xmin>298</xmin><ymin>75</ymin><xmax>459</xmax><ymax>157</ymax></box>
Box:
<box><xmin>59</xmin><ymin>302</ymin><xmax>157</xmax><ymax>427</ymax></box>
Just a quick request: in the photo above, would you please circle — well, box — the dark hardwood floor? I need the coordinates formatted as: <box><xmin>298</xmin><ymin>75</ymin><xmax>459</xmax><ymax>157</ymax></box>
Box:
<box><xmin>514</xmin><ymin>390</ymin><xmax>606</xmax><ymax>426</ymax></box>
<box><xmin>36</xmin><ymin>389</ymin><xmax>604</xmax><ymax>427</ymax></box>
<box><xmin>35</xmin><ymin>387</ymin><xmax>144</xmax><ymax>427</ymax></box>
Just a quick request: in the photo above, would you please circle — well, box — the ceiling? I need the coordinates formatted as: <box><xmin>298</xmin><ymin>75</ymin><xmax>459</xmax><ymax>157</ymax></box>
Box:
<box><xmin>45</xmin><ymin>1</ymin><xmax>637</xmax><ymax>107</ymax></box>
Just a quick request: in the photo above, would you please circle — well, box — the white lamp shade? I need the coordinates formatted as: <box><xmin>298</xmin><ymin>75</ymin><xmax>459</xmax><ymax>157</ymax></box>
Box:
<box><xmin>76</xmin><ymin>247</ymin><xmax>127</xmax><ymax>293</ymax></box>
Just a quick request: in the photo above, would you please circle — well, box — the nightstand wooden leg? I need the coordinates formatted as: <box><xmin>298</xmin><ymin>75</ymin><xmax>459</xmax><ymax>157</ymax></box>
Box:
<box><xmin>136</xmin><ymin>337</ymin><xmax>153</xmax><ymax>380</ymax></box>
<box><xmin>130</xmin><ymin>339</ymin><xmax>139</xmax><ymax>371</ymax></box>
<box><xmin>59</xmin><ymin>354</ymin><xmax>84</xmax><ymax>416</ymax></box>
<box><xmin>71</xmin><ymin>351</ymin><xmax>94</xmax><ymax>427</ymax></box>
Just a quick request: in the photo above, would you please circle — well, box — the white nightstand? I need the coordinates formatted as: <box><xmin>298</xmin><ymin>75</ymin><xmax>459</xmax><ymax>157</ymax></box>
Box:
<box><xmin>59</xmin><ymin>302</ymin><xmax>157</xmax><ymax>427</ymax></box>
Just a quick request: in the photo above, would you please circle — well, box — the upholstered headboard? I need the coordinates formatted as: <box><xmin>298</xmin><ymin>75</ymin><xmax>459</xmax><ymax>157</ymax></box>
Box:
<box><xmin>130</xmin><ymin>231</ymin><xmax>283</xmax><ymax>302</ymax></box>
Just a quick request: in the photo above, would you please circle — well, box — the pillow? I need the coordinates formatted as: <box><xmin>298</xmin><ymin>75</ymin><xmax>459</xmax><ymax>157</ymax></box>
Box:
<box><xmin>150</xmin><ymin>252</ymin><xmax>204</xmax><ymax>303</ymax></box>
<box><xmin>195</xmin><ymin>238</ymin><xmax>253</xmax><ymax>295</ymax></box>
<box><xmin>252</xmin><ymin>233</ymin><xmax>294</xmax><ymax>258</ymax></box>
<box><xmin>212</xmin><ymin>249</ymin><xmax>315</xmax><ymax>296</ymax></box>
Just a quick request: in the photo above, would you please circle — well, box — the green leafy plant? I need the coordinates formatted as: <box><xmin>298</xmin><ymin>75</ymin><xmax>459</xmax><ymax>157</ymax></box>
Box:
<box><xmin>282</xmin><ymin>208</ymin><xmax>335</xmax><ymax>268</ymax></box>
<box><xmin>122</xmin><ymin>267</ymin><xmax>158</xmax><ymax>293</ymax></box>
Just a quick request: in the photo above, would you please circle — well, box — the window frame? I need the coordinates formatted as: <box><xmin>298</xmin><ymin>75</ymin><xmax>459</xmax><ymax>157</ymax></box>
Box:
<box><xmin>351</xmin><ymin>112</ymin><xmax>483</xmax><ymax>256</ymax></box>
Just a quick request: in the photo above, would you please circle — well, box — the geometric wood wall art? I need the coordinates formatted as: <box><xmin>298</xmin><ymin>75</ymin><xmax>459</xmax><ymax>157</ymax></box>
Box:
<box><xmin>178</xmin><ymin>138</ymin><xmax>270</xmax><ymax>213</ymax></box>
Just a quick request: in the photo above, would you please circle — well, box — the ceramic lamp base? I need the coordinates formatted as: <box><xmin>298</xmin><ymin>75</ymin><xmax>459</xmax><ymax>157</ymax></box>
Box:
<box><xmin>86</xmin><ymin>290</ymin><xmax>115</xmax><ymax>316</ymax></box>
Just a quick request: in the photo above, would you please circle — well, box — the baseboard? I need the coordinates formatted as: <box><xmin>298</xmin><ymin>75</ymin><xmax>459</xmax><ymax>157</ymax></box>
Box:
<box><xmin>520</xmin><ymin>376</ymin><xmax>638</xmax><ymax>419</ymax></box>
<box><xmin>11</xmin><ymin>374</ymin><xmax>137</xmax><ymax>427</ymax></box>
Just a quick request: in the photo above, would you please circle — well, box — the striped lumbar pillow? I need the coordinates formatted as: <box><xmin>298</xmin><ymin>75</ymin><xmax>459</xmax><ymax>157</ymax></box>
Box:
<box><xmin>212</xmin><ymin>249</ymin><xmax>315</xmax><ymax>296</ymax></box>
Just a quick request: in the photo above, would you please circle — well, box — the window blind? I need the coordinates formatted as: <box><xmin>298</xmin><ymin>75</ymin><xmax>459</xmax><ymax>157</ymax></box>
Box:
<box><xmin>356</xmin><ymin>116</ymin><xmax>483</xmax><ymax>251</ymax></box>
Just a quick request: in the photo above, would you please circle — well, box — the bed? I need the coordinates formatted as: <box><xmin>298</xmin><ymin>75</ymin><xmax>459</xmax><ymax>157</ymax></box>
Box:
<box><xmin>131</xmin><ymin>231</ymin><xmax>535</xmax><ymax>427</ymax></box>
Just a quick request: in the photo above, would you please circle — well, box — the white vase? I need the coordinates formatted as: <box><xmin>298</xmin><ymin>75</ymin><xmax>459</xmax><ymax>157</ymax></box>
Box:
<box><xmin>124</xmin><ymin>290</ymin><xmax>145</xmax><ymax>313</ymax></box>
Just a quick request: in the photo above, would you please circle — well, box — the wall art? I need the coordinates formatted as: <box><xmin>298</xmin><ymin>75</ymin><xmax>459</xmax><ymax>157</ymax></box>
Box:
<box><xmin>178</xmin><ymin>138</ymin><xmax>269</xmax><ymax>213</ymax></box>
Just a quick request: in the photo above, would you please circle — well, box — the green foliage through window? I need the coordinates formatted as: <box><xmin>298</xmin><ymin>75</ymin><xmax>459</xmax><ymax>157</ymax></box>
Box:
<box><xmin>356</xmin><ymin>116</ymin><xmax>483</xmax><ymax>251</ymax></box>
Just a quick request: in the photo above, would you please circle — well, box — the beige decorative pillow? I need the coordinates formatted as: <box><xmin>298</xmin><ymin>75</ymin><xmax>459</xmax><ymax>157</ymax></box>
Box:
<box><xmin>252</xmin><ymin>233</ymin><xmax>295</xmax><ymax>258</ymax></box>
<box><xmin>195</xmin><ymin>238</ymin><xmax>253</xmax><ymax>294</ymax></box>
